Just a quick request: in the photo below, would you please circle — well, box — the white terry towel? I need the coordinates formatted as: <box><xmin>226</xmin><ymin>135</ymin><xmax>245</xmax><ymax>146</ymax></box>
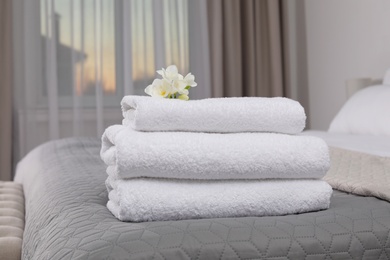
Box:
<box><xmin>101</xmin><ymin>125</ymin><xmax>330</xmax><ymax>180</ymax></box>
<box><xmin>106</xmin><ymin>177</ymin><xmax>333</xmax><ymax>222</ymax></box>
<box><xmin>121</xmin><ymin>95</ymin><xmax>306</xmax><ymax>134</ymax></box>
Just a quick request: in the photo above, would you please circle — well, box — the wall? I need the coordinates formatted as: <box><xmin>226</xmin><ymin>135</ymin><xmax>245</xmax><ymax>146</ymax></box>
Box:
<box><xmin>304</xmin><ymin>0</ymin><xmax>390</xmax><ymax>130</ymax></box>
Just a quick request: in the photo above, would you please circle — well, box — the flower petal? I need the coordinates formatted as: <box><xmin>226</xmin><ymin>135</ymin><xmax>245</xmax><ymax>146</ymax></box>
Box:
<box><xmin>156</xmin><ymin>69</ymin><xmax>164</xmax><ymax>76</ymax></box>
<box><xmin>166</xmin><ymin>65</ymin><xmax>178</xmax><ymax>74</ymax></box>
<box><xmin>145</xmin><ymin>84</ymin><xmax>153</xmax><ymax>95</ymax></box>
<box><xmin>178</xmin><ymin>88</ymin><xmax>189</xmax><ymax>95</ymax></box>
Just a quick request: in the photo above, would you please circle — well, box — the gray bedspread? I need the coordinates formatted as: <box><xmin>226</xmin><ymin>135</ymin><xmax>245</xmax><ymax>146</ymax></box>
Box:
<box><xmin>15</xmin><ymin>138</ymin><xmax>390</xmax><ymax>259</ymax></box>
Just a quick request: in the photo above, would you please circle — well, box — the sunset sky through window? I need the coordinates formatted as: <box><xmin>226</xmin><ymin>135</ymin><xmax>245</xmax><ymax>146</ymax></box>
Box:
<box><xmin>40</xmin><ymin>0</ymin><xmax>188</xmax><ymax>96</ymax></box>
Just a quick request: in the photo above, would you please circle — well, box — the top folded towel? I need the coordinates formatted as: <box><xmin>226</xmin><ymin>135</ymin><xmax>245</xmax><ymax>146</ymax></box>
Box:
<box><xmin>121</xmin><ymin>96</ymin><xmax>306</xmax><ymax>134</ymax></box>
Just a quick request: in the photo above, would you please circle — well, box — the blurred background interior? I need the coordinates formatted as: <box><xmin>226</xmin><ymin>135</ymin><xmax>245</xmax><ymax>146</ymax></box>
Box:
<box><xmin>1</xmin><ymin>0</ymin><xmax>390</xmax><ymax>180</ymax></box>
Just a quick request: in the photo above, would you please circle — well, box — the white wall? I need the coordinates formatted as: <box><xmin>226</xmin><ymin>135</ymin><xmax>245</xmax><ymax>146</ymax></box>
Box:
<box><xmin>304</xmin><ymin>0</ymin><xmax>390</xmax><ymax>130</ymax></box>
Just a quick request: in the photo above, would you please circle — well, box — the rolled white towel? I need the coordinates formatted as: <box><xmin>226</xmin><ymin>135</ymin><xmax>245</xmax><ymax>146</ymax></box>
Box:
<box><xmin>121</xmin><ymin>95</ymin><xmax>306</xmax><ymax>134</ymax></box>
<box><xmin>106</xmin><ymin>177</ymin><xmax>333</xmax><ymax>222</ymax></box>
<box><xmin>101</xmin><ymin>125</ymin><xmax>330</xmax><ymax>180</ymax></box>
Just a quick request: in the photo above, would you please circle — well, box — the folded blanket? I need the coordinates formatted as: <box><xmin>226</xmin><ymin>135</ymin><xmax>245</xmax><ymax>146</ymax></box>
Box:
<box><xmin>324</xmin><ymin>147</ymin><xmax>390</xmax><ymax>202</ymax></box>
<box><xmin>101</xmin><ymin>125</ymin><xmax>330</xmax><ymax>180</ymax></box>
<box><xmin>121</xmin><ymin>95</ymin><xmax>306</xmax><ymax>134</ymax></box>
<box><xmin>106</xmin><ymin>177</ymin><xmax>332</xmax><ymax>222</ymax></box>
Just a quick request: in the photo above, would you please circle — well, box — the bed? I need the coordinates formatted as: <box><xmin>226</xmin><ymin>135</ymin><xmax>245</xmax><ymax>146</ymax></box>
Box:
<box><xmin>13</xmin><ymin>136</ymin><xmax>390</xmax><ymax>260</ymax></box>
<box><xmin>14</xmin><ymin>77</ymin><xmax>390</xmax><ymax>259</ymax></box>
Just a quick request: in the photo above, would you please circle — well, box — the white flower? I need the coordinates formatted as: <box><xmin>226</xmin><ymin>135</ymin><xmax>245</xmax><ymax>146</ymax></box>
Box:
<box><xmin>157</xmin><ymin>65</ymin><xmax>180</xmax><ymax>82</ymax></box>
<box><xmin>171</xmin><ymin>75</ymin><xmax>189</xmax><ymax>95</ymax></box>
<box><xmin>183</xmin><ymin>73</ymin><xmax>197</xmax><ymax>87</ymax></box>
<box><xmin>144</xmin><ymin>79</ymin><xmax>173</xmax><ymax>98</ymax></box>
<box><xmin>145</xmin><ymin>64</ymin><xmax>195</xmax><ymax>100</ymax></box>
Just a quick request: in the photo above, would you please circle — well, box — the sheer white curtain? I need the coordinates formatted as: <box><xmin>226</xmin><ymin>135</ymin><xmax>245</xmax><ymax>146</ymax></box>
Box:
<box><xmin>13</xmin><ymin>0</ymin><xmax>211</xmax><ymax>161</ymax></box>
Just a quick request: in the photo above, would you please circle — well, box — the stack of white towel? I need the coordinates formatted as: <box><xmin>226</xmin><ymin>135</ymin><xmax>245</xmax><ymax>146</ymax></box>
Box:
<box><xmin>101</xmin><ymin>96</ymin><xmax>332</xmax><ymax>222</ymax></box>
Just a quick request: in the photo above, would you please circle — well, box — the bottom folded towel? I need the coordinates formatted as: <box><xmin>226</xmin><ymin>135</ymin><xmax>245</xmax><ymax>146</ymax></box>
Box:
<box><xmin>106</xmin><ymin>178</ymin><xmax>332</xmax><ymax>222</ymax></box>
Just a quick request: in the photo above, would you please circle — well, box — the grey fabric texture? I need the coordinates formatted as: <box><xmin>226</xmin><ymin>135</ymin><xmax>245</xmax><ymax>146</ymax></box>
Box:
<box><xmin>15</xmin><ymin>138</ymin><xmax>390</xmax><ymax>259</ymax></box>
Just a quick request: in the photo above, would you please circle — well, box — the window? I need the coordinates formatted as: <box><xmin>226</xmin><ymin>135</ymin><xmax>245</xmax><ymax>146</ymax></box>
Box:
<box><xmin>38</xmin><ymin>0</ymin><xmax>190</xmax><ymax>107</ymax></box>
<box><xmin>14</xmin><ymin>0</ymin><xmax>209</xmax><ymax>156</ymax></box>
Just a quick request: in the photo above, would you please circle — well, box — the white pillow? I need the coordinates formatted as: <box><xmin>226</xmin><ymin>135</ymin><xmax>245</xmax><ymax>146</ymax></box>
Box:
<box><xmin>328</xmin><ymin>85</ymin><xmax>390</xmax><ymax>136</ymax></box>
<box><xmin>383</xmin><ymin>68</ymin><xmax>390</xmax><ymax>85</ymax></box>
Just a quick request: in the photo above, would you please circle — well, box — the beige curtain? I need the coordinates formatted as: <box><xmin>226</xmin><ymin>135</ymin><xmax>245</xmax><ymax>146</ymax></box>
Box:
<box><xmin>0</xmin><ymin>0</ymin><xmax>13</xmax><ymax>180</ymax></box>
<box><xmin>207</xmin><ymin>0</ymin><xmax>286</xmax><ymax>97</ymax></box>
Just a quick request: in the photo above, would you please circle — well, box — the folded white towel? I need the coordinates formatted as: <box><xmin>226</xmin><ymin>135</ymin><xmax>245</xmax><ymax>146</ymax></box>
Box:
<box><xmin>101</xmin><ymin>125</ymin><xmax>330</xmax><ymax>180</ymax></box>
<box><xmin>106</xmin><ymin>177</ymin><xmax>332</xmax><ymax>222</ymax></box>
<box><xmin>121</xmin><ymin>95</ymin><xmax>306</xmax><ymax>134</ymax></box>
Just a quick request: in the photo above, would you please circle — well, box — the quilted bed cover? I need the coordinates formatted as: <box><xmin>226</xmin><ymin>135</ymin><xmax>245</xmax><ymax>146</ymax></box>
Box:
<box><xmin>15</xmin><ymin>138</ymin><xmax>390</xmax><ymax>259</ymax></box>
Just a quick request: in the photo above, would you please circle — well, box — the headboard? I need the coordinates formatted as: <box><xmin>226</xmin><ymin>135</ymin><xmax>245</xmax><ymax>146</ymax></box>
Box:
<box><xmin>345</xmin><ymin>78</ymin><xmax>382</xmax><ymax>99</ymax></box>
